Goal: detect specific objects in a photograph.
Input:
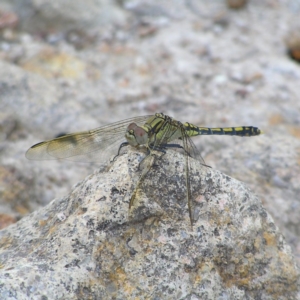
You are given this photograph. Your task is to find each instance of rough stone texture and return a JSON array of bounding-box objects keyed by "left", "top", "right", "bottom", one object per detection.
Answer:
[
  {"left": 1, "top": 0, "right": 300, "bottom": 290},
  {"left": 0, "top": 150, "right": 299, "bottom": 299},
  {"left": 0, "top": 0, "right": 127, "bottom": 33}
]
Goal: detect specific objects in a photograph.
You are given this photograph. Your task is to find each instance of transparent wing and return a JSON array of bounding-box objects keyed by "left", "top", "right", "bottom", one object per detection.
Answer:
[
  {"left": 26, "top": 115, "right": 152, "bottom": 163},
  {"left": 148, "top": 118, "right": 208, "bottom": 227},
  {"left": 181, "top": 133, "right": 206, "bottom": 165}
]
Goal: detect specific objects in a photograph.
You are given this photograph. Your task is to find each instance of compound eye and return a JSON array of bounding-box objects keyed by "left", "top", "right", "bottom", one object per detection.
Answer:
[
  {"left": 126, "top": 123, "right": 148, "bottom": 145},
  {"left": 134, "top": 127, "right": 146, "bottom": 137},
  {"left": 134, "top": 127, "right": 148, "bottom": 145},
  {"left": 127, "top": 123, "right": 138, "bottom": 131}
]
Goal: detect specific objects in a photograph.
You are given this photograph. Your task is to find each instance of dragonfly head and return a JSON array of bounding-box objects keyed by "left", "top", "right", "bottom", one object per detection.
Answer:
[{"left": 125, "top": 123, "right": 148, "bottom": 147}]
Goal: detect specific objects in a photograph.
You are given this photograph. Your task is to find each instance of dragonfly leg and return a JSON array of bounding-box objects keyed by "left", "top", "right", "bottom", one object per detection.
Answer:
[
  {"left": 164, "top": 143, "right": 191, "bottom": 156},
  {"left": 112, "top": 142, "right": 129, "bottom": 161},
  {"left": 148, "top": 143, "right": 167, "bottom": 154}
]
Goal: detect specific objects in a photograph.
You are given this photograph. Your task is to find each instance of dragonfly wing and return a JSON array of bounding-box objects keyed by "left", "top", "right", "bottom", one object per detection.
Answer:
[
  {"left": 184, "top": 134, "right": 206, "bottom": 165},
  {"left": 26, "top": 115, "right": 152, "bottom": 163}
]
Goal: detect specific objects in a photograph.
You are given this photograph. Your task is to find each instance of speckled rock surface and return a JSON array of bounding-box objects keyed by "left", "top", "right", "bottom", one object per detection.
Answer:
[
  {"left": 0, "top": 0, "right": 127, "bottom": 33},
  {"left": 1, "top": 0, "right": 300, "bottom": 291},
  {"left": 0, "top": 150, "right": 299, "bottom": 299}
]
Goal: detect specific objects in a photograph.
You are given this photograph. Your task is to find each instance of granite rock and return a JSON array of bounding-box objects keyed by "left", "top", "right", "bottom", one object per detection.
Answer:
[
  {"left": 0, "top": 150, "right": 299, "bottom": 299},
  {"left": 0, "top": 0, "right": 127, "bottom": 33}
]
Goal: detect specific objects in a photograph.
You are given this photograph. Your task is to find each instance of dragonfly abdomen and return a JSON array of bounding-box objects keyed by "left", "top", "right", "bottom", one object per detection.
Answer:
[{"left": 184, "top": 123, "right": 262, "bottom": 137}]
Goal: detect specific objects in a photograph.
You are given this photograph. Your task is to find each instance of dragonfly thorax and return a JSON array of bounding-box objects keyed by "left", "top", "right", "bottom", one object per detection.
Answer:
[{"left": 125, "top": 123, "right": 149, "bottom": 147}]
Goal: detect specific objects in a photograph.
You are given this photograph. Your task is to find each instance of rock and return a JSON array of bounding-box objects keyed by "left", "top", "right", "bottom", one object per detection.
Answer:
[
  {"left": 226, "top": 0, "right": 248, "bottom": 9},
  {"left": 208, "top": 134, "right": 300, "bottom": 267},
  {"left": 0, "top": 0, "right": 127, "bottom": 33},
  {"left": 285, "top": 26, "right": 300, "bottom": 63},
  {"left": 0, "top": 150, "right": 299, "bottom": 299},
  {"left": 0, "top": 59, "right": 104, "bottom": 220}
]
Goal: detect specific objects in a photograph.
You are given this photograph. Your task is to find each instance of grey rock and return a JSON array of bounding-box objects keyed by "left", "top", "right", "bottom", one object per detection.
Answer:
[
  {"left": 0, "top": 60, "right": 100, "bottom": 216},
  {"left": 0, "top": 0, "right": 127, "bottom": 33},
  {"left": 0, "top": 60, "right": 99, "bottom": 135},
  {"left": 0, "top": 150, "right": 299, "bottom": 299},
  {"left": 209, "top": 134, "right": 300, "bottom": 270}
]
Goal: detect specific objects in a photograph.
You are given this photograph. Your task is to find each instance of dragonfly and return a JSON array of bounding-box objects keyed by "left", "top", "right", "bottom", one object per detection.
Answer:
[{"left": 26, "top": 113, "right": 262, "bottom": 226}]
